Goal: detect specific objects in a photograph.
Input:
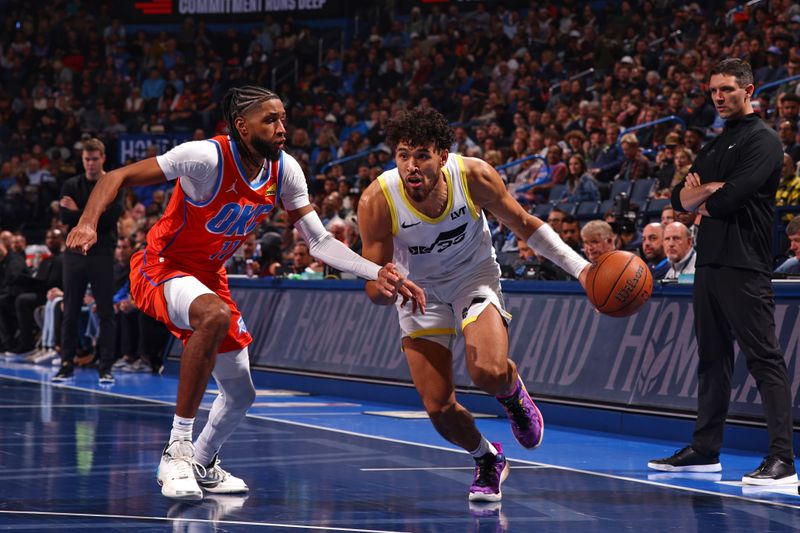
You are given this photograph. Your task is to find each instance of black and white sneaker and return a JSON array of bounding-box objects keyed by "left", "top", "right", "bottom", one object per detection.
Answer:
[
  {"left": 52, "top": 362, "right": 74, "bottom": 382},
  {"left": 742, "top": 456, "right": 797, "bottom": 486},
  {"left": 647, "top": 445, "right": 722, "bottom": 472},
  {"left": 98, "top": 371, "right": 115, "bottom": 384}
]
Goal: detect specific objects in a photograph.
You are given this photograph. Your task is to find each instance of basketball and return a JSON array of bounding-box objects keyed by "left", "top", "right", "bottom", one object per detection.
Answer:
[{"left": 586, "top": 251, "right": 653, "bottom": 317}]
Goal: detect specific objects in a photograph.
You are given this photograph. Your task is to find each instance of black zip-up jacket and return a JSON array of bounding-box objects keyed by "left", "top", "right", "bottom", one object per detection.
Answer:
[
  {"left": 671, "top": 113, "right": 782, "bottom": 275},
  {"left": 60, "top": 173, "right": 123, "bottom": 256}
]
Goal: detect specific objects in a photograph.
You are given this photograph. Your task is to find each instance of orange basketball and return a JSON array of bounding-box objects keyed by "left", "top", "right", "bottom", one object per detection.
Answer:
[{"left": 586, "top": 251, "right": 653, "bottom": 317}]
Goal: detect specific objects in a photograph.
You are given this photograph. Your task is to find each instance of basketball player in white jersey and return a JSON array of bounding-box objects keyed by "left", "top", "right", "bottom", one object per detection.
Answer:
[{"left": 358, "top": 107, "right": 590, "bottom": 502}]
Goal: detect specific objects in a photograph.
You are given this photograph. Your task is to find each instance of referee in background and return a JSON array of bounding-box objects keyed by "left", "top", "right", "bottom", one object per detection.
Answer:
[{"left": 649, "top": 58, "right": 796, "bottom": 485}]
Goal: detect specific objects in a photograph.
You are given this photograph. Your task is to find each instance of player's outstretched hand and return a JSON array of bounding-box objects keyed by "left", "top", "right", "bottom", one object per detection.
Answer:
[
  {"left": 66, "top": 223, "right": 98, "bottom": 255},
  {"left": 376, "top": 263, "right": 426, "bottom": 314}
]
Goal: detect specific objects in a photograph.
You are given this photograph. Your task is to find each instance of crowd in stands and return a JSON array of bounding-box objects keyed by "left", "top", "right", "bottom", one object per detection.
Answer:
[{"left": 3, "top": 1, "right": 800, "bottom": 368}]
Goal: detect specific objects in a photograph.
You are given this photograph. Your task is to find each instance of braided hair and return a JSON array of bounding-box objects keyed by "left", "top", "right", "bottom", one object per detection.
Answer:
[{"left": 222, "top": 85, "right": 281, "bottom": 169}]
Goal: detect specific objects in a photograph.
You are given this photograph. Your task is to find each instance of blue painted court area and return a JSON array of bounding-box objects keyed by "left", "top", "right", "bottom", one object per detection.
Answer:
[{"left": 0, "top": 361, "right": 798, "bottom": 532}]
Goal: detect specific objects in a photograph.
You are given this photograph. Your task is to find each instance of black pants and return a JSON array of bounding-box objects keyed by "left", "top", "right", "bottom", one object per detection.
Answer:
[
  {"left": 61, "top": 252, "right": 115, "bottom": 372},
  {"left": 15, "top": 292, "right": 45, "bottom": 351},
  {"left": 692, "top": 266, "right": 794, "bottom": 462}
]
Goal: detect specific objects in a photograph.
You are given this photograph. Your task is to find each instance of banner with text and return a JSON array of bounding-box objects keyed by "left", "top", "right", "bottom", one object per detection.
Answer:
[
  {"left": 116, "top": 0, "right": 343, "bottom": 23},
  {"left": 225, "top": 283, "right": 800, "bottom": 422},
  {"left": 117, "top": 133, "right": 192, "bottom": 165}
]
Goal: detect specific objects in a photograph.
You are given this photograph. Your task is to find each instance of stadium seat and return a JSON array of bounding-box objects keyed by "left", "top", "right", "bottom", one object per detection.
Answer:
[
  {"left": 644, "top": 197, "right": 671, "bottom": 223},
  {"left": 532, "top": 202, "right": 552, "bottom": 219},
  {"left": 608, "top": 179, "right": 631, "bottom": 201},
  {"left": 630, "top": 178, "right": 656, "bottom": 204},
  {"left": 548, "top": 183, "right": 567, "bottom": 202},
  {"left": 575, "top": 201, "right": 600, "bottom": 221},
  {"left": 557, "top": 201, "right": 577, "bottom": 216}
]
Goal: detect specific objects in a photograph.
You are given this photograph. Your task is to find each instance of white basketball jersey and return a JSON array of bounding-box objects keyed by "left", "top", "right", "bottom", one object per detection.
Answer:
[{"left": 377, "top": 153, "right": 498, "bottom": 284}]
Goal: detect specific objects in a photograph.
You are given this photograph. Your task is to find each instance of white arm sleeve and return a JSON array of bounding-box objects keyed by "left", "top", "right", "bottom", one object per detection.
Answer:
[
  {"left": 155, "top": 140, "right": 219, "bottom": 203},
  {"left": 294, "top": 211, "right": 381, "bottom": 281},
  {"left": 279, "top": 152, "right": 312, "bottom": 210},
  {"left": 527, "top": 223, "right": 590, "bottom": 279}
]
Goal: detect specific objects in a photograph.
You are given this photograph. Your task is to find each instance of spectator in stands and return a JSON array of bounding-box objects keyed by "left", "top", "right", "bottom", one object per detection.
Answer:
[
  {"left": 663, "top": 222, "right": 696, "bottom": 280},
  {"left": 684, "top": 127, "right": 706, "bottom": 155},
  {"left": 776, "top": 154, "right": 800, "bottom": 223},
  {"left": 641, "top": 223, "right": 669, "bottom": 280},
  {"left": 754, "top": 46, "right": 786, "bottom": 85},
  {"left": 581, "top": 220, "right": 616, "bottom": 263},
  {"left": 11, "top": 228, "right": 64, "bottom": 359},
  {"left": 54, "top": 138, "right": 122, "bottom": 383},
  {"left": 563, "top": 154, "right": 599, "bottom": 203},
  {"left": 225, "top": 233, "right": 262, "bottom": 277},
  {"left": 670, "top": 147, "right": 695, "bottom": 190},
  {"left": 653, "top": 131, "right": 680, "bottom": 190},
  {"left": 590, "top": 124, "right": 624, "bottom": 183},
  {"left": 778, "top": 120, "right": 800, "bottom": 164},
  {"left": 616, "top": 133, "right": 652, "bottom": 181},
  {"left": 685, "top": 88, "right": 716, "bottom": 129},
  {"left": 559, "top": 215, "right": 583, "bottom": 255},
  {"left": 661, "top": 204, "right": 676, "bottom": 226},
  {"left": 775, "top": 217, "right": 800, "bottom": 275},
  {"left": 526, "top": 144, "right": 567, "bottom": 204},
  {"left": 774, "top": 93, "right": 800, "bottom": 128},
  {"left": 288, "top": 241, "right": 321, "bottom": 275},
  {"left": 0, "top": 240, "right": 28, "bottom": 356}
]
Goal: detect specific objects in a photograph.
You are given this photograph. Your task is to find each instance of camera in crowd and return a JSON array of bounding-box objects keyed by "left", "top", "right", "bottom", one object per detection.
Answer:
[{"left": 610, "top": 192, "right": 638, "bottom": 236}]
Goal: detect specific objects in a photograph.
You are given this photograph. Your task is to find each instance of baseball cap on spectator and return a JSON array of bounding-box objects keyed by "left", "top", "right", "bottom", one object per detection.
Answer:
[
  {"left": 663, "top": 48, "right": 679, "bottom": 56},
  {"left": 410, "top": 32, "right": 420, "bottom": 40},
  {"left": 368, "top": 34, "right": 382, "bottom": 44},
  {"left": 619, "top": 56, "right": 634, "bottom": 65},
  {"left": 336, "top": 176, "right": 349, "bottom": 183},
  {"left": 688, "top": 88, "right": 704, "bottom": 98},
  {"left": 324, "top": 113, "right": 337, "bottom": 123},
  {"left": 655, "top": 95, "right": 668, "bottom": 106},
  {"left": 664, "top": 132, "right": 681, "bottom": 147},
  {"left": 377, "top": 144, "right": 392, "bottom": 155},
  {"left": 568, "top": 30, "right": 581, "bottom": 38},
  {"left": 767, "top": 46, "right": 782, "bottom": 55}
]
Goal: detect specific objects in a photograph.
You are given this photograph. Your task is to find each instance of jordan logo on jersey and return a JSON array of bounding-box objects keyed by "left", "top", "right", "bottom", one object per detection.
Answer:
[
  {"left": 265, "top": 183, "right": 277, "bottom": 197},
  {"left": 408, "top": 223, "right": 467, "bottom": 255}
]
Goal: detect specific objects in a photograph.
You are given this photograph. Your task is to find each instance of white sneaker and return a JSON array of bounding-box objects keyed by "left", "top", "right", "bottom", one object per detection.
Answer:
[
  {"left": 195, "top": 454, "right": 249, "bottom": 494},
  {"left": 157, "top": 439, "right": 204, "bottom": 500},
  {"left": 31, "top": 349, "right": 58, "bottom": 364}
]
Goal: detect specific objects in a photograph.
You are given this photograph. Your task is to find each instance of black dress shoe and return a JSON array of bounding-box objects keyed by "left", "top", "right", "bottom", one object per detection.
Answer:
[
  {"left": 52, "top": 361, "right": 74, "bottom": 382},
  {"left": 742, "top": 456, "right": 797, "bottom": 486},
  {"left": 647, "top": 445, "right": 722, "bottom": 472}
]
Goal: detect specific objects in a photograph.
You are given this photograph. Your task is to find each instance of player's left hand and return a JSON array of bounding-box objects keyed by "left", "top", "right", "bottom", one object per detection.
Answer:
[{"left": 376, "top": 263, "right": 426, "bottom": 314}]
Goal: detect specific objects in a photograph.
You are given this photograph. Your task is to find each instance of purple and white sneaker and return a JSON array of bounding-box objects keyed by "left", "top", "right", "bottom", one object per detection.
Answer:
[
  {"left": 497, "top": 378, "right": 544, "bottom": 449},
  {"left": 468, "top": 442, "right": 510, "bottom": 502}
]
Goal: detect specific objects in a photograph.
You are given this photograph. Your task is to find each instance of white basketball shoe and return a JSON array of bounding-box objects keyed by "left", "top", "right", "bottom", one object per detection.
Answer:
[
  {"left": 195, "top": 454, "right": 249, "bottom": 494},
  {"left": 157, "top": 439, "right": 203, "bottom": 500}
]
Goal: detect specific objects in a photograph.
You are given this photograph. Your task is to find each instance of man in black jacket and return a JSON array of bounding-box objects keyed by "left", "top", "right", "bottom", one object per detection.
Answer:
[
  {"left": 649, "top": 59, "right": 796, "bottom": 486},
  {"left": 0, "top": 241, "right": 28, "bottom": 355},
  {"left": 53, "top": 138, "right": 122, "bottom": 384},
  {"left": 10, "top": 229, "right": 64, "bottom": 358}
]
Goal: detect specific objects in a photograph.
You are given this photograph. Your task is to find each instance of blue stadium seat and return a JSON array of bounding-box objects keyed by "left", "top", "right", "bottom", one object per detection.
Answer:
[
  {"left": 644, "top": 197, "right": 671, "bottom": 223},
  {"left": 608, "top": 179, "right": 631, "bottom": 200},
  {"left": 630, "top": 178, "right": 656, "bottom": 204},
  {"left": 599, "top": 199, "right": 615, "bottom": 217},
  {"left": 532, "top": 202, "right": 552, "bottom": 219},
  {"left": 548, "top": 183, "right": 567, "bottom": 202},
  {"left": 575, "top": 201, "right": 600, "bottom": 221}
]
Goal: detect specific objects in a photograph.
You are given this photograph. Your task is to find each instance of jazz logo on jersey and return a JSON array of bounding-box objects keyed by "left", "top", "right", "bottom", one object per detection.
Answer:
[
  {"left": 206, "top": 203, "right": 274, "bottom": 237},
  {"left": 408, "top": 223, "right": 467, "bottom": 255}
]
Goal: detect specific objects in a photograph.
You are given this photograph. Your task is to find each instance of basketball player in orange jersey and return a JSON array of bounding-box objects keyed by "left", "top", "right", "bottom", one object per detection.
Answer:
[
  {"left": 358, "top": 107, "right": 590, "bottom": 502},
  {"left": 65, "top": 86, "right": 425, "bottom": 500}
]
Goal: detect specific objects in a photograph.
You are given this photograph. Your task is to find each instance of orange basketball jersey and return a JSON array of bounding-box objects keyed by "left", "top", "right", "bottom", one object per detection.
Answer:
[{"left": 142, "top": 135, "right": 283, "bottom": 282}]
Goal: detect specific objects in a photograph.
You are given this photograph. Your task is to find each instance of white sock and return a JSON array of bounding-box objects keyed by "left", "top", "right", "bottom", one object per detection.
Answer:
[
  {"left": 469, "top": 436, "right": 498, "bottom": 458},
  {"left": 170, "top": 414, "right": 194, "bottom": 443}
]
